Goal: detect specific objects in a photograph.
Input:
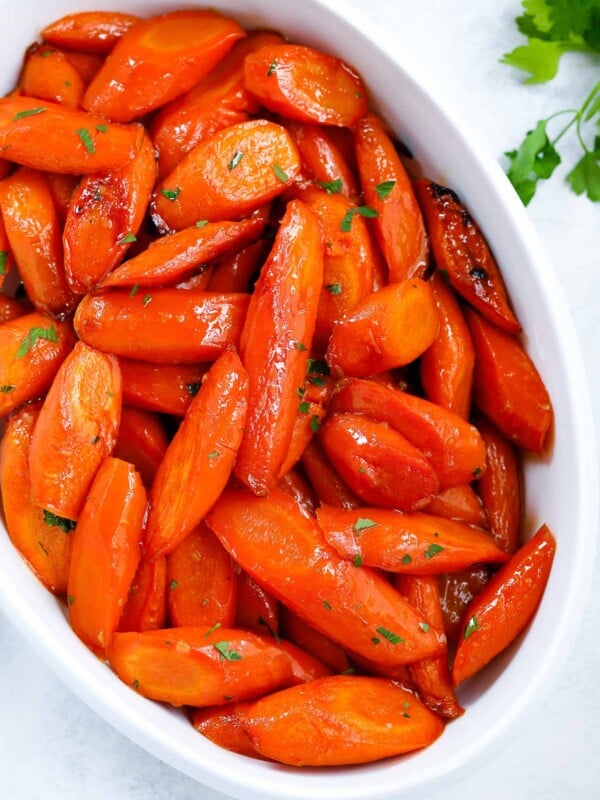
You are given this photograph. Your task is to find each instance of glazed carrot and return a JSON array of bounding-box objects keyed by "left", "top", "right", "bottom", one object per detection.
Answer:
[
  {"left": 152, "top": 31, "right": 284, "bottom": 179},
  {"left": 420, "top": 271, "right": 475, "bottom": 419},
  {"left": 63, "top": 51, "right": 104, "bottom": 84},
  {"left": 416, "top": 180, "right": 521, "bottom": 334},
  {"left": 243, "top": 44, "right": 367, "bottom": 127},
  {"left": 118, "top": 359, "right": 209, "bottom": 415},
  {"left": 208, "top": 239, "right": 268, "bottom": 293},
  {"left": 466, "top": 308, "right": 552, "bottom": 452},
  {"left": 329, "top": 378, "right": 487, "bottom": 488},
  {"left": 41, "top": 12, "right": 140, "bottom": 54},
  {"left": 153, "top": 120, "right": 300, "bottom": 231},
  {"left": 319, "top": 413, "right": 439, "bottom": 510},
  {"left": 279, "top": 606, "right": 352, "bottom": 674},
  {"left": 0, "top": 216, "right": 15, "bottom": 290},
  {"left": 453, "top": 525, "right": 556, "bottom": 685},
  {"left": 68, "top": 458, "right": 146, "bottom": 656},
  {"left": 286, "top": 122, "right": 360, "bottom": 201},
  {"left": 278, "top": 401, "right": 326, "bottom": 477},
  {"left": 235, "top": 571, "right": 280, "bottom": 640},
  {"left": 277, "top": 640, "right": 334, "bottom": 684},
  {"left": 83, "top": 11, "right": 245, "bottom": 122},
  {"left": 0, "top": 159, "right": 11, "bottom": 181},
  {"left": 74, "top": 290, "right": 250, "bottom": 364},
  {"left": 277, "top": 469, "right": 317, "bottom": 518},
  {"left": 113, "top": 406, "right": 168, "bottom": 488},
  {"left": 326, "top": 279, "right": 439, "bottom": 377},
  {"left": 144, "top": 348, "right": 248, "bottom": 560},
  {"left": 0, "top": 98, "right": 144, "bottom": 174},
  {"left": 0, "top": 402, "right": 71, "bottom": 595},
  {"left": 63, "top": 133, "right": 156, "bottom": 293},
  {"left": 207, "top": 487, "right": 444, "bottom": 666},
  {"left": 166, "top": 522, "right": 237, "bottom": 628},
  {"left": 316, "top": 505, "right": 508, "bottom": 573},
  {"left": 437, "top": 566, "right": 490, "bottom": 645},
  {"left": 109, "top": 627, "right": 294, "bottom": 706},
  {"left": 191, "top": 704, "right": 260, "bottom": 758},
  {"left": 395, "top": 575, "right": 463, "bottom": 719},
  {"left": 0, "top": 313, "right": 75, "bottom": 417},
  {"left": 238, "top": 675, "right": 444, "bottom": 765},
  {"left": 424, "top": 485, "right": 487, "bottom": 528},
  {"left": 475, "top": 415, "right": 521, "bottom": 554},
  {"left": 21, "top": 45, "right": 85, "bottom": 108},
  {"left": 29, "top": 342, "right": 122, "bottom": 520},
  {"left": 0, "top": 296, "right": 32, "bottom": 324},
  {"left": 118, "top": 557, "right": 167, "bottom": 634},
  {"left": 0, "top": 168, "right": 76, "bottom": 314},
  {"left": 46, "top": 173, "right": 79, "bottom": 224},
  {"left": 97, "top": 214, "right": 266, "bottom": 290},
  {"left": 234, "top": 200, "right": 323, "bottom": 495},
  {"left": 355, "top": 115, "right": 428, "bottom": 281},
  {"left": 300, "top": 439, "right": 361, "bottom": 509}
]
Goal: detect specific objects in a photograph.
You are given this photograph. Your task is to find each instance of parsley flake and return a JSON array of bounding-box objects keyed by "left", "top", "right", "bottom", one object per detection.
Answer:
[
  {"left": 353, "top": 517, "right": 377, "bottom": 534},
  {"left": 371, "top": 636, "right": 381, "bottom": 645},
  {"left": 464, "top": 615, "right": 479, "bottom": 639},
  {"left": 16, "top": 326, "right": 57, "bottom": 358},
  {"left": 309, "top": 415, "right": 321, "bottom": 433},
  {"left": 228, "top": 150, "right": 244, "bottom": 170},
  {"left": 132, "top": 679, "right": 139, "bottom": 689},
  {"left": 76, "top": 127, "right": 95, "bottom": 154},
  {"left": 117, "top": 231, "right": 137, "bottom": 245},
  {"left": 318, "top": 178, "right": 343, "bottom": 194},
  {"left": 43, "top": 510, "right": 76, "bottom": 533},
  {"left": 267, "top": 58, "right": 278, "bottom": 76},
  {"left": 376, "top": 626, "right": 405, "bottom": 644},
  {"left": 325, "top": 283, "right": 342, "bottom": 295},
  {"left": 161, "top": 186, "right": 181, "bottom": 201},
  {"left": 295, "top": 341, "right": 307, "bottom": 351},
  {"left": 186, "top": 381, "right": 201, "bottom": 396},
  {"left": 208, "top": 451, "right": 219, "bottom": 459},
  {"left": 142, "top": 294, "right": 152, "bottom": 307},
  {"left": 169, "top": 580, "right": 179, "bottom": 591},
  {"left": 323, "top": 600, "right": 333, "bottom": 611},
  {"left": 96, "top": 124, "right": 108, "bottom": 133},
  {"left": 353, "top": 553, "right": 363, "bottom": 567},
  {"left": 419, "top": 622, "right": 430, "bottom": 633},
  {"left": 68, "top": 594, "right": 75, "bottom": 606},
  {"left": 0, "top": 250, "right": 8, "bottom": 276},
  {"left": 195, "top": 220, "right": 209, "bottom": 228},
  {"left": 340, "top": 205, "right": 379, "bottom": 232},
  {"left": 375, "top": 180, "right": 396, "bottom": 199},
  {"left": 473, "top": 466, "right": 483, "bottom": 478},
  {"left": 213, "top": 641, "right": 243, "bottom": 661},
  {"left": 424, "top": 543, "right": 444, "bottom": 559},
  {"left": 401, "top": 553, "right": 412, "bottom": 564},
  {"left": 298, "top": 401, "right": 311, "bottom": 414},
  {"left": 13, "top": 106, "right": 47, "bottom": 121},
  {"left": 129, "top": 284, "right": 140, "bottom": 297},
  {"left": 205, "top": 622, "right": 222, "bottom": 637},
  {"left": 307, "top": 358, "right": 329, "bottom": 375},
  {"left": 273, "top": 163, "right": 288, "bottom": 183},
  {"left": 0, "top": 385, "right": 15, "bottom": 393},
  {"left": 296, "top": 386, "right": 306, "bottom": 398}
]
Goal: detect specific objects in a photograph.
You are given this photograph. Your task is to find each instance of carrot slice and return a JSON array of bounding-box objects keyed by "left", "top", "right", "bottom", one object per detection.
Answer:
[
  {"left": 63, "top": 51, "right": 104, "bottom": 84},
  {"left": 118, "top": 557, "right": 167, "bottom": 634},
  {"left": 46, "top": 173, "right": 79, "bottom": 225},
  {"left": 424, "top": 485, "right": 487, "bottom": 528},
  {"left": 118, "top": 359, "right": 209, "bottom": 415},
  {"left": 83, "top": 11, "right": 245, "bottom": 122},
  {"left": 41, "top": 12, "right": 140, "bottom": 54},
  {"left": 0, "top": 296, "right": 32, "bottom": 324},
  {"left": 191, "top": 704, "right": 261, "bottom": 758},
  {"left": 29, "top": 341, "right": 122, "bottom": 520},
  {"left": 243, "top": 44, "right": 367, "bottom": 127},
  {"left": 113, "top": 406, "right": 168, "bottom": 488},
  {"left": 277, "top": 469, "right": 317, "bottom": 518},
  {"left": 437, "top": 566, "right": 490, "bottom": 646},
  {"left": 235, "top": 571, "right": 280, "bottom": 640},
  {"left": 278, "top": 401, "right": 326, "bottom": 478},
  {"left": 74, "top": 290, "right": 250, "bottom": 364},
  {"left": 279, "top": 606, "right": 352, "bottom": 674},
  {"left": 300, "top": 439, "right": 361, "bottom": 509},
  {"left": 144, "top": 348, "right": 248, "bottom": 560},
  {"left": 0, "top": 402, "right": 72, "bottom": 595},
  {"left": 238, "top": 675, "right": 444, "bottom": 766},
  {"left": 21, "top": 45, "right": 85, "bottom": 109},
  {"left": 68, "top": 457, "right": 146, "bottom": 656},
  {"left": 277, "top": 639, "right": 333, "bottom": 684},
  {"left": 207, "top": 239, "right": 269, "bottom": 293}
]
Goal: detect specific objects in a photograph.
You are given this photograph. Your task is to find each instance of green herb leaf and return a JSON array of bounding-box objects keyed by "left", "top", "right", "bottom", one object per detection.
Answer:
[
  {"left": 16, "top": 326, "right": 58, "bottom": 358},
  {"left": 353, "top": 553, "right": 363, "bottom": 567},
  {"left": 195, "top": 220, "right": 209, "bottom": 228},
  {"left": 0, "top": 385, "right": 15, "bottom": 393},
  {"left": 295, "top": 341, "right": 307, "bottom": 351},
  {"left": 43, "top": 510, "right": 76, "bottom": 533},
  {"left": 208, "top": 450, "right": 219, "bottom": 459},
  {"left": 308, "top": 376, "right": 325, "bottom": 387},
  {"left": 401, "top": 553, "right": 412, "bottom": 564},
  {"left": 129, "top": 284, "right": 139, "bottom": 297},
  {"left": 132, "top": 678, "right": 139, "bottom": 689},
  {"left": 307, "top": 358, "right": 329, "bottom": 375},
  {"left": 273, "top": 163, "right": 288, "bottom": 183},
  {"left": 371, "top": 636, "right": 381, "bottom": 645},
  {"left": 213, "top": 641, "right": 243, "bottom": 661},
  {"left": 267, "top": 58, "right": 278, "bottom": 76},
  {"left": 472, "top": 466, "right": 483, "bottom": 478},
  {"left": 142, "top": 294, "right": 152, "bottom": 307},
  {"left": 353, "top": 517, "right": 377, "bottom": 534},
  {"left": 13, "top": 106, "right": 46, "bottom": 121},
  {"left": 204, "top": 622, "right": 222, "bottom": 637},
  {"left": 228, "top": 150, "right": 244, "bottom": 170},
  {"left": 161, "top": 186, "right": 181, "bottom": 201},
  {"left": 298, "top": 401, "right": 311, "bottom": 414},
  {"left": 68, "top": 595, "right": 75, "bottom": 606},
  {"left": 501, "top": 38, "right": 565, "bottom": 84},
  {"left": 0, "top": 250, "right": 8, "bottom": 276},
  {"left": 376, "top": 626, "right": 405, "bottom": 644},
  {"left": 419, "top": 622, "right": 430, "bottom": 633},
  {"left": 118, "top": 231, "right": 137, "bottom": 245},
  {"left": 186, "top": 381, "right": 201, "bottom": 396},
  {"left": 169, "top": 580, "right": 179, "bottom": 590},
  {"left": 296, "top": 386, "right": 306, "bottom": 398},
  {"left": 464, "top": 615, "right": 479, "bottom": 639},
  {"left": 567, "top": 150, "right": 600, "bottom": 200},
  {"left": 76, "top": 127, "right": 95, "bottom": 154},
  {"left": 309, "top": 415, "right": 321, "bottom": 433},
  {"left": 505, "top": 119, "right": 562, "bottom": 204},
  {"left": 96, "top": 124, "right": 108, "bottom": 133},
  {"left": 318, "top": 178, "right": 343, "bottom": 194},
  {"left": 424, "top": 543, "right": 444, "bottom": 559},
  {"left": 323, "top": 600, "right": 333, "bottom": 611},
  {"left": 340, "top": 205, "right": 379, "bottom": 232},
  {"left": 325, "top": 283, "right": 342, "bottom": 295},
  {"left": 375, "top": 179, "right": 396, "bottom": 199}
]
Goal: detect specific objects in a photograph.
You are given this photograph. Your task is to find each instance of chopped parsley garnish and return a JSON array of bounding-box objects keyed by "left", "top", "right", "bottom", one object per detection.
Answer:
[
  {"left": 353, "top": 553, "right": 363, "bottom": 567},
  {"left": 96, "top": 124, "right": 108, "bottom": 133},
  {"left": 132, "top": 679, "right": 139, "bottom": 689},
  {"left": 307, "top": 358, "right": 329, "bottom": 375},
  {"left": 376, "top": 626, "right": 405, "bottom": 644},
  {"left": 419, "top": 622, "right": 430, "bottom": 633},
  {"left": 64, "top": 80, "right": 72, "bottom": 87},
  {"left": 16, "top": 326, "right": 57, "bottom": 358},
  {"left": 273, "top": 163, "right": 288, "bottom": 183},
  {"left": 213, "top": 641, "right": 242, "bottom": 661},
  {"left": 296, "top": 386, "right": 306, "bottom": 398},
  {"left": 68, "top": 594, "right": 75, "bottom": 605},
  {"left": 340, "top": 205, "right": 379, "bottom": 232},
  {"left": 318, "top": 178, "right": 343, "bottom": 194},
  {"left": 169, "top": 580, "right": 179, "bottom": 590},
  {"left": 353, "top": 517, "right": 377, "bottom": 534},
  {"left": 186, "top": 381, "right": 201, "bottom": 396},
  {"left": 117, "top": 231, "right": 137, "bottom": 245},
  {"left": 0, "top": 250, "right": 8, "bottom": 276},
  {"left": 267, "top": 58, "right": 278, "bottom": 76},
  {"left": 76, "top": 127, "right": 95, "bottom": 154},
  {"left": 0, "top": 385, "right": 15, "bottom": 393},
  {"left": 401, "top": 553, "right": 412, "bottom": 564},
  {"left": 129, "top": 284, "right": 139, "bottom": 297},
  {"left": 90, "top": 435, "right": 100, "bottom": 444},
  {"left": 375, "top": 180, "right": 396, "bottom": 199},
  {"left": 195, "top": 220, "right": 209, "bottom": 228},
  {"left": 424, "top": 543, "right": 444, "bottom": 559},
  {"left": 358, "top": 466, "right": 366, "bottom": 474},
  {"left": 295, "top": 341, "right": 307, "bottom": 351},
  {"left": 298, "top": 401, "right": 311, "bottom": 414},
  {"left": 161, "top": 186, "right": 181, "bottom": 201},
  {"left": 325, "top": 283, "right": 342, "bottom": 295},
  {"left": 464, "top": 615, "right": 479, "bottom": 639},
  {"left": 40, "top": 50, "right": 55, "bottom": 58},
  {"left": 323, "top": 600, "right": 333, "bottom": 611},
  {"left": 228, "top": 150, "right": 244, "bottom": 170},
  {"left": 309, "top": 415, "right": 321, "bottom": 433},
  {"left": 204, "top": 622, "right": 222, "bottom": 637},
  {"left": 13, "top": 106, "right": 47, "bottom": 121},
  {"left": 371, "top": 637, "right": 381, "bottom": 645},
  {"left": 142, "top": 294, "right": 152, "bottom": 307},
  {"left": 208, "top": 451, "right": 219, "bottom": 459},
  {"left": 472, "top": 466, "right": 482, "bottom": 478}
]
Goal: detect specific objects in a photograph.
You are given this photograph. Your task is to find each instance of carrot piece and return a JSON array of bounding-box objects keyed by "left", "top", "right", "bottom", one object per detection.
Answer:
[
  {"left": 424, "top": 485, "right": 487, "bottom": 528},
  {"left": 475, "top": 415, "right": 521, "bottom": 554},
  {"left": 0, "top": 98, "right": 144, "bottom": 174},
  {"left": 416, "top": 180, "right": 521, "bottom": 334},
  {"left": 68, "top": 457, "right": 145, "bottom": 656},
  {"left": 329, "top": 378, "right": 487, "bottom": 488},
  {"left": 243, "top": 44, "right": 367, "bottom": 127},
  {"left": 153, "top": 120, "right": 300, "bottom": 231},
  {"left": 83, "top": 11, "right": 244, "bottom": 122},
  {"left": 286, "top": 122, "right": 360, "bottom": 201},
  {"left": 235, "top": 570, "right": 280, "bottom": 640},
  {"left": 278, "top": 401, "right": 326, "bottom": 477},
  {"left": 354, "top": 115, "right": 428, "bottom": 281},
  {"left": 74, "top": 290, "right": 250, "bottom": 364},
  {"left": 166, "top": 522, "right": 237, "bottom": 628},
  {"left": 0, "top": 296, "right": 32, "bottom": 324},
  {"left": 326, "top": 279, "right": 439, "bottom": 377},
  {"left": 118, "top": 557, "right": 167, "bottom": 633},
  {"left": 0, "top": 168, "right": 76, "bottom": 314},
  {"left": 63, "top": 133, "right": 156, "bottom": 293},
  {"left": 0, "top": 216, "right": 15, "bottom": 291},
  {"left": 63, "top": 51, "right": 104, "bottom": 84},
  {"left": 21, "top": 45, "right": 85, "bottom": 109},
  {"left": 207, "top": 239, "right": 268, "bottom": 293},
  {"left": 238, "top": 675, "right": 444, "bottom": 766},
  {"left": 316, "top": 505, "right": 508, "bottom": 573},
  {"left": 144, "top": 348, "right": 248, "bottom": 560},
  {"left": 191, "top": 703, "right": 261, "bottom": 758},
  {"left": 301, "top": 439, "right": 361, "bottom": 509},
  {"left": 437, "top": 567, "right": 490, "bottom": 646},
  {"left": 41, "top": 12, "right": 140, "bottom": 54},
  {"left": 46, "top": 173, "right": 79, "bottom": 225},
  {"left": 466, "top": 308, "right": 552, "bottom": 452},
  {"left": 277, "top": 469, "right": 317, "bottom": 517},
  {"left": 152, "top": 31, "right": 284, "bottom": 179},
  {"left": 109, "top": 626, "right": 294, "bottom": 706},
  {"left": 319, "top": 413, "right": 439, "bottom": 510},
  {"left": 0, "top": 402, "right": 72, "bottom": 595},
  {"left": 279, "top": 606, "right": 352, "bottom": 674},
  {"left": 98, "top": 214, "right": 266, "bottom": 290},
  {"left": 0, "top": 159, "right": 11, "bottom": 181},
  {"left": 234, "top": 200, "right": 323, "bottom": 495},
  {"left": 118, "top": 359, "right": 209, "bottom": 415},
  {"left": 29, "top": 341, "right": 122, "bottom": 520},
  {"left": 452, "top": 525, "right": 556, "bottom": 685},
  {"left": 420, "top": 271, "right": 475, "bottom": 418},
  {"left": 207, "top": 487, "right": 444, "bottom": 666},
  {"left": 277, "top": 639, "right": 334, "bottom": 684},
  {"left": 0, "top": 313, "right": 75, "bottom": 417},
  {"left": 113, "top": 406, "right": 168, "bottom": 488},
  {"left": 395, "top": 575, "right": 463, "bottom": 719}
]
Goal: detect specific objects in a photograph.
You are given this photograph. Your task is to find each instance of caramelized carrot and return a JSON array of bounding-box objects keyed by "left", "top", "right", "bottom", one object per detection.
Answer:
[
  {"left": 113, "top": 406, "right": 168, "bottom": 488},
  {"left": 437, "top": 567, "right": 490, "bottom": 646},
  {"left": 208, "top": 239, "right": 268, "bottom": 294},
  {"left": 0, "top": 216, "right": 15, "bottom": 290},
  {"left": 118, "top": 557, "right": 167, "bottom": 633},
  {"left": 235, "top": 571, "right": 280, "bottom": 640},
  {"left": 300, "top": 439, "right": 361, "bottom": 509},
  {"left": 277, "top": 639, "right": 333, "bottom": 684},
  {"left": 191, "top": 704, "right": 260, "bottom": 758},
  {"left": 424, "top": 485, "right": 487, "bottom": 527},
  {"left": 279, "top": 606, "right": 352, "bottom": 674},
  {"left": 286, "top": 121, "right": 359, "bottom": 201},
  {"left": 278, "top": 401, "right": 326, "bottom": 477},
  {"left": 46, "top": 173, "right": 79, "bottom": 224},
  {"left": 41, "top": 12, "right": 140, "bottom": 54},
  {"left": 63, "top": 51, "right": 104, "bottom": 84},
  {"left": 21, "top": 45, "right": 85, "bottom": 108},
  {"left": 277, "top": 469, "right": 317, "bottom": 517},
  {"left": 0, "top": 296, "right": 31, "bottom": 324},
  {"left": 118, "top": 359, "right": 208, "bottom": 415}
]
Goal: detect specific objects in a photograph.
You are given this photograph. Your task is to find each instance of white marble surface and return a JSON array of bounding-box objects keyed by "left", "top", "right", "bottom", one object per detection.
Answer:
[{"left": 0, "top": 0, "right": 598, "bottom": 798}]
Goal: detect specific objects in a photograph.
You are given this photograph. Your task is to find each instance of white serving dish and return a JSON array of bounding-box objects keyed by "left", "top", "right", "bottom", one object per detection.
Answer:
[{"left": 0, "top": 1, "right": 596, "bottom": 798}]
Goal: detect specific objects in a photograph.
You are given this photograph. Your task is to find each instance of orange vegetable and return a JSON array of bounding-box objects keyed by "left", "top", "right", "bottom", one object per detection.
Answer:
[
  {"left": 278, "top": 401, "right": 326, "bottom": 477},
  {"left": 238, "top": 675, "right": 444, "bottom": 765},
  {"left": 109, "top": 627, "right": 294, "bottom": 706},
  {"left": 68, "top": 457, "right": 146, "bottom": 656},
  {"left": 166, "top": 522, "right": 237, "bottom": 628},
  {"left": 354, "top": 115, "right": 428, "bottom": 281},
  {"left": 326, "top": 279, "right": 439, "bottom": 377},
  {"left": 235, "top": 570, "right": 280, "bottom": 640},
  {"left": 279, "top": 606, "right": 352, "bottom": 674},
  {"left": 191, "top": 704, "right": 260, "bottom": 758},
  {"left": 277, "top": 469, "right": 317, "bottom": 518},
  {"left": 207, "top": 487, "right": 444, "bottom": 666},
  {"left": 466, "top": 308, "right": 552, "bottom": 452},
  {"left": 235, "top": 200, "right": 323, "bottom": 495},
  {"left": 301, "top": 439, "right": 361, "bottom": 509},
  {"left": 21, "top": 45, "right": 85, "bottom": 108},
  {"left": 46, "top": 173, "right": 79, "bottom": 224},
  {"left": 63, "top": 51, "right": 104, "bottom": 84},
  {"left": 453, "top": 525, "right": 556, "bottom": 685},
  {"left": 0, "top": 216, "right": 15, "bottom": 290},
  {"left": 113, "top": 406, "right": 168, "bottom": 488},
  {"left": 207, "top": 239, "right": 269, "bottom": 294},
  {"left": 153, "top": 120, "right": 300, "bottom": 231},
  {"left": 243, "top": 44, "right": 367, "bottom": 127},
  {"left": 118, "top": 557, "right": 167, "bottom": 634},
  {"left": 425, "top": 485, "right": 487, "bottom": 528},
  {"left": 277, "top": 639, "right": 333, "bottom": 684},
  {"left": 0, "top": 402, "right": 72, "bottom": 594},
  {"left": 144, "top": 348, "right": 248, "bottom": 560},
  {"left": 29, "top": 341, "right": 122, "bottom": 520},
  {"left": 437, "top": 566, "right": 490, "bottom": 645},
  {"left": 118, "top": 359, "right": 208, "bottom": 415},
  {"left": 0, "top": 296, "right": 32, "bottom": 324},
  {"left": 416, "top": 179, "right": 521, "bottom": 334},
  {"left": 41, "top": 12, "right": 140, "bottom": 54},
  {"left": 83, "top": 11, "right": 245, "bottom": 122},
  {"left": 74, "top": 290, "right": 250, "bottom": 364}
]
